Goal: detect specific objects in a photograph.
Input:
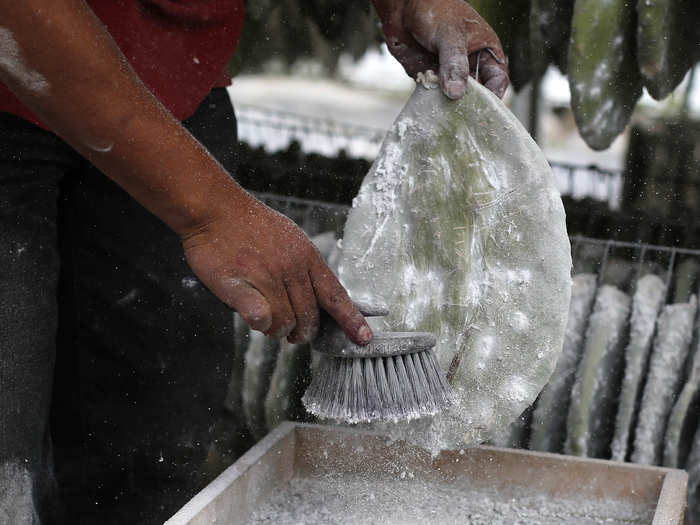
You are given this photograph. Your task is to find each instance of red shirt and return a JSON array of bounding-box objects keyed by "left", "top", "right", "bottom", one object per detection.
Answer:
[{"left": 0, "top": 0, "right": 244, "bottom": 128}]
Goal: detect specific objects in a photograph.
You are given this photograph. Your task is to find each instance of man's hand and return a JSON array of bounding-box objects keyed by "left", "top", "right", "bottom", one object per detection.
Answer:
[
  {"left": 0, "top": 1, "right": 372, "bottom": 345},
  {"left": 182, "top": 195, "right": 372, "bottom": 345},
  {"left": 373, "top": 0, "right": 509, "bottom": 99}
]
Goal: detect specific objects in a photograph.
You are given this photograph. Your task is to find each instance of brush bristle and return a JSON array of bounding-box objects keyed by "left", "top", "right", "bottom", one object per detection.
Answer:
[{"left": 302, "top": 349, "right": 454, "bottom": 424}]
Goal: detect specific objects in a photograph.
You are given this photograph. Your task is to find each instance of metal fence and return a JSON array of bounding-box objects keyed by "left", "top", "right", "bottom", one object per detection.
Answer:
[
  {"left": 255, "top": 191, "right": 700, "bottom": 294},
  {"left": 237, "top": 103, "right": 385, "bottom": 160},
  {"left": 570, "top": 235, "right": 700, "bottom": 299},
  {"left": 237, "top": 103, "right": 624, "bottom": 208},
  {"left": 253, "top": 191, "right": 350, "bottom": 238}
]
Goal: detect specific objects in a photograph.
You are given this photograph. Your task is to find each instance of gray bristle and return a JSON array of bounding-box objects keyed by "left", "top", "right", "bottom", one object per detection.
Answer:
[
  {"left": 410, "top": 352, "right": 435, "bottom": 413},
  {"left": 320, "top": 354, "right": 343, "bottom": 419},
  {"left": 419, "top": 351, "right": 441, "bottom": 403},
  {"left": 374, "top": 357, "right": 395, "bottom": 416},
  {"left": 403, "top": 353, "right": 428, "bottom": 414},
  {"left": 349, "top": 358, "right": 365, "bottom": 421},
  {"left": 364, "top": 358, "right": 380, "bottom": 420},
  {"left": 329, "top": 356, "right": 346, "bottom": 417},
  {"left": 385, "top": 355, "right": 406, "bottom": 419},
  {"left": 339, "top": 358, "right": 353, "bottom": 420},
  {"left": 302, "top": 353, "right": 329, "bottom": 416},
  {"left": 393, "top": 354, "right": 418, "bottom": 418},
  {"left": 421, "top": 350, "right": 452, "bottom": 405},
  {"left": 302, "top": 349, "right": 454, "bottom": 424}
]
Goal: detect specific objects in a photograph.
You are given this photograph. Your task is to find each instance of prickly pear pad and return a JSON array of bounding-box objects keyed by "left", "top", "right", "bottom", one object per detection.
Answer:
[
  {"left": 568, "top": 0, "right": 642, "bottom": 151},
  {"left": 637, "top": 0, "right": 700, "bottom": 101},
  {"left": 338, "top": 82, "right": 572, "bottom": 450}
]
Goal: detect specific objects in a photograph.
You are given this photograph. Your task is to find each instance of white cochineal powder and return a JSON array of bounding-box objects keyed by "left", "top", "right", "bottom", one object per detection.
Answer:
[
  {"left": 530, "top": 273, "right": 597, "bottom": 453},
  {"left": 248, "top": 476, "right": 654, "bottom": 525},
  {"left": 664, "top": 311, "right": 700, "bottom": 468},
  {"left": 565, "top": 285, "right": 631, "bottom": 458},
  {"left": 632, "top": 296, "right": 697, "bottom": 465},
  {"left": 610, "top": 274, "right": 666, "bottom": 462},
  {"left": 337, "top": 81, "right": 572, "bottom": 452}
]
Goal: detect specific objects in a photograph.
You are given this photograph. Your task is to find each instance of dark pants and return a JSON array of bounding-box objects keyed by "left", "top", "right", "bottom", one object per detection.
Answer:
[{"left": 0, "top": 89, "right": 247, "bottom": 524}]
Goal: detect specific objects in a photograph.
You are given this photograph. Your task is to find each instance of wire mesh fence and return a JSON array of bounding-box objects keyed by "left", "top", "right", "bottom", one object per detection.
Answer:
[
  {"left": 237, "top": 103, "right": 385, "bottom": 159},
  {"left": 570, "top": 235, "right": 700, "bottom": 301},
  {"left": 256, "top": 187, "right": 700, "bottom": 288},
  {"left": 237, "top": 102, "right": 624, "bottom": 208},
  {"left": 253, "top": 191, "right": 350, "bottom": 237}
]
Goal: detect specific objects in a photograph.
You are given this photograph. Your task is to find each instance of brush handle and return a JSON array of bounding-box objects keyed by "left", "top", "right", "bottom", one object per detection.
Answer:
[
  {"left": 352, "top": 299, "right": 389, "bottom": 318},
  {"left": 313, "top": 298, "right": 435, "bottom": 356},
  {"left": 313, "top": 331, "right": 437, "bottom": 358}
]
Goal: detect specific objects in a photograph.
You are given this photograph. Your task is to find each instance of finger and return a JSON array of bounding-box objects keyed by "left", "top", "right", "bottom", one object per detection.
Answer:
[
  {"left": 285, "top": 272, "right": 320, "bottom": 344},
  {"left": 436, "top": 35, "right": 470, "bottom": 100},
  {"left": 263, "top": 281, "right": 297, "bottom": 340},
  {"left": 404, "top": 6, "right": 470, "bottom": 99},
  {"left": 470, "top": 49, "right": 509, "bottom": 98},
  {"left": 386, "top": 35, "right": 438, "bottom": 79},
  {"left": 224, "top": 278, "right": 272, "bottom": 333},
  {"left": 309, "top": 260, "right": 372, "bottom": 345}
]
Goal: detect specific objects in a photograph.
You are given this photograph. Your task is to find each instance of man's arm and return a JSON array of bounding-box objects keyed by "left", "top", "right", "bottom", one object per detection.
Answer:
[
  {"left": 372, "top": 0, "right": 509, "bottom": 99},
  {"left": 0, "top": 1, "right": 372, "bottom": 345}
]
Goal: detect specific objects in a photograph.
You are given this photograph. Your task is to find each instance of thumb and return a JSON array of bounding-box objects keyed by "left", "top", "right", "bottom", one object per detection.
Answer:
[
  {"left": 435, "top": 32, "right": 470, "bottom": 99},
  {"left": 225, "top": 278, "right": 272, "bottom": 333}
]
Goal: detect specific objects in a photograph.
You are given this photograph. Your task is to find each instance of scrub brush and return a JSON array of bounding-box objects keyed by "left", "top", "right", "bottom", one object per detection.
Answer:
[{"left": 302, "top": 303, "right": 454, "bottom": 423}]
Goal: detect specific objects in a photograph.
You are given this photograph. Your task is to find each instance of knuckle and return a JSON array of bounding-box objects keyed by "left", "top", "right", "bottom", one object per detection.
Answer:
[{"left": 285, "top": 269, "right": 308, "bottom": 287}]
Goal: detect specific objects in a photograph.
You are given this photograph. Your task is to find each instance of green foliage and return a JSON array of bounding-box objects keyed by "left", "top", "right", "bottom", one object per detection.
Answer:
[
  {"left": 233, "top": 0, "right": 382, "bottom": 74},
  {"left": 568, "top": 0, "right": 643, "bottom": 150},
  {"left": 636, "top": 0, "right": 700, "bottom": 100},
  {"left": 529, "top": 0, "right": 575, "bottom": 76},
  {"left": 231, "top": 1, "right": 700, "bottom": 150}
]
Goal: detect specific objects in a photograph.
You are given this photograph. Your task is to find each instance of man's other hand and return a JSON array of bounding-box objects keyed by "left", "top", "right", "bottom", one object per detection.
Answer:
[
  {"left": 181, "top": 196, "right": 372, "bottom": 345},
  {"left": 373, "top": 0, "right": 509, "bottom": 99}
]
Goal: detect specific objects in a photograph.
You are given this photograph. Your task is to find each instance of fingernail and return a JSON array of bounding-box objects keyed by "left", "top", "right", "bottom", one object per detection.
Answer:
[
  {"left": 445, "top": 79, "right": 467, "bottom": 99},
  {"left": 249, "top": 314, "right": 272, "bottom": 332},
  {"left": 258, "top": 318, "right": 273, "bottom": 332},
  {"left": 357, "top": 324, "right": 372, "bottom": 344}
]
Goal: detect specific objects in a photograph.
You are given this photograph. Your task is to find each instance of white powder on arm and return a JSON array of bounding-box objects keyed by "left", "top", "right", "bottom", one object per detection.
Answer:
[{"left": 0, "top": 27, "right": 50, "bottom": 94}]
